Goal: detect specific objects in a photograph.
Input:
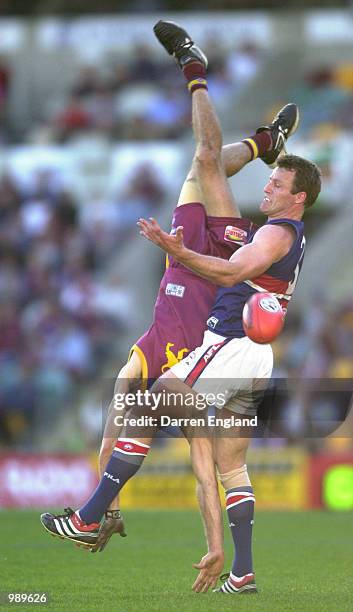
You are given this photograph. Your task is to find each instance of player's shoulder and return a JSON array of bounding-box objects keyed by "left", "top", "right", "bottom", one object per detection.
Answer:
[
  {"left": 253, "top": 222, "right": 297, "bottom": 259},
  {"left": 255, "top": 221, "right": 297, "bottom": 242}
]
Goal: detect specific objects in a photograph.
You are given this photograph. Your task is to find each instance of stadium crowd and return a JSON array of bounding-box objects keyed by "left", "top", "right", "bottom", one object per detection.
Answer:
[
  {"left": 0, "top": 161, "right": 166, "bottom": 448},
  {"left": 290, "top": 63, "right": 353, "bottom": 135},
  {"left": 44, "top": 40, "right": 262, "bottom": 142},
  {"left": 0, "top": 39, "right": 263, "bottom": 144},
  {"left": 2, "top": 40, "right": 352, "bottom": 145},
  {"left": 41, "top": 53, "right": 353, "bottom": 145}
]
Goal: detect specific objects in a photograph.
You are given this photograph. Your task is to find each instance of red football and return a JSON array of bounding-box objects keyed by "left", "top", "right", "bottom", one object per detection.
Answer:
[{"left": 242, "top": 292, "right": 284, "bottom": 344}]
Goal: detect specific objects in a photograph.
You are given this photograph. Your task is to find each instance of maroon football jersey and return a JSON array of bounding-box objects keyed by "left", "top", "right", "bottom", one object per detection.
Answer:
[{"left": 130, "top": 202, "right": 255, "bottom": 383}]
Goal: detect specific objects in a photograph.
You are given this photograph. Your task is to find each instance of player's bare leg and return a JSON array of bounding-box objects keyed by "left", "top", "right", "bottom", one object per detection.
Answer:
[
  {"left": 180, "top": 102, "right": 299, "bottom": 213},
  {"left": 95, "top": 352, "right": 216, "bottom": 555},
  {"left": 91, "top": 351, "right": 142, "bottom": 551},
  {"left": 190, "top": 438, "right": 224, "bottom": 593},
  {"left": 191, "top": 89, "right": 239, "bottom": 217},
  {"left": 153, "top": 20, "right": 250, "bottom": 217},
  {"left": 177, "top": 143, "right": 251, "bottom": 214},
  {"left": 190, "top": 87, "right": 296, "bottom": 220},
  {"left": 155, "top": 21, "right": 298, "bottom": 216}
]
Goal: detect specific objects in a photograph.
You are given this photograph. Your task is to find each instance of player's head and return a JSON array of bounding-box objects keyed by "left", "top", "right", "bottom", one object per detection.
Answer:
[{"left": 261, "top": 154, "right": 322, "bottom": 217}]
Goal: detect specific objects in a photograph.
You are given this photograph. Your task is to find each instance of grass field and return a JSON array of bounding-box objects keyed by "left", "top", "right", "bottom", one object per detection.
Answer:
[{"left": 2, "top": 509, "right": 353, "bottom": 611}]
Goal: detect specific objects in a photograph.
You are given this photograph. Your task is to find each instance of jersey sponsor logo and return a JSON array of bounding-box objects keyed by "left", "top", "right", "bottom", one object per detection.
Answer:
[
  {"left": 165, "top": 283, "right": 185, "bottom": 298},
  {"left": 207, "top": 316, "right": 219, "bottom": 330},
  {"left": 224, "top": 226, "right": 247, "bottom": 244},
  {"left": 259, "top": 296, "right": 281, "bottom": 313},
  {"left": 161, "top": 342, "right": 189, "bottom": 373}
]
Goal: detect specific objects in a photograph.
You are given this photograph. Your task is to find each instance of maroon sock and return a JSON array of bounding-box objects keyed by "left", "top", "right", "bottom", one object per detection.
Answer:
[
  {"left": 182, "top": 61, "right": 208, "bottom": 94},
  {"left": 242, "top": 131, "right": 272, "bottom": 160}
]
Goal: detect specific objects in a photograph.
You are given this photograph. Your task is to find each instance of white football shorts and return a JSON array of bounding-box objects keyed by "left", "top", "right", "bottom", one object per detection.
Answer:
[{"left": 170, "top": 330, "right": 273, "bottom": 416}]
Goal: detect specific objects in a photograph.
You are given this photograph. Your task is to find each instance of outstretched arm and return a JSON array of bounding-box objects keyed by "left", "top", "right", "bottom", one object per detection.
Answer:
[{"left": 138, "top": 217, "right": 295, "bottom": 287}]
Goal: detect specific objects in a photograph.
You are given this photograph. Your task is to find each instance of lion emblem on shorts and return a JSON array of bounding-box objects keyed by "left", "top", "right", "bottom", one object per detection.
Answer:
[{"left": 161, "top": 342, "right": 189, "bottom": 373}]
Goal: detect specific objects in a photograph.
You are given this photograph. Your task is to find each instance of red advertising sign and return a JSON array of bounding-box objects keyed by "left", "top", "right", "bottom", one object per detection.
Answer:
[{"left": 0, "top": 454, "right": 98, "bottom": 508}]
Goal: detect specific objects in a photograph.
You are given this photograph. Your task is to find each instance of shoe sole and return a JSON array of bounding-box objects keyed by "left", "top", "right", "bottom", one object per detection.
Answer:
[
  {"left": 237, "top": 584, "right": 258, "bottom": 594},
  {"left": 40, "top": 519, "right": 97, "bottom": 549},
  {"left": 153, "top": 21, "right": 192, "bottom": 55},
  {"left": 287, "top": 106, "right": 300, "bottom": 138},
  {"left": 216, "top": 585, "right": 258, "bottom": 594},
  {"left": 260, "top": 104, "right": 300, "bottom": 167}
]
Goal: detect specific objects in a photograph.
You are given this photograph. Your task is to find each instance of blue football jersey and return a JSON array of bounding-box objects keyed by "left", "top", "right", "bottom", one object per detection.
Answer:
[{"left": 207, "top": 218, "right": 306, "bottom": 338}]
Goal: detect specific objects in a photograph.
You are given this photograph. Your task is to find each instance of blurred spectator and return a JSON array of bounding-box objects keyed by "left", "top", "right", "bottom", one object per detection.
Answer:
[
  {"left": 0, "top": 301, "right": 23, "bottom": 356},
  {"left": 115, "top": 161, "right": 166, "bottom": 237},
  {"left": 129, "top": 44, "right": 161, "bottom": 82},
  {"left": 226, "top": 42, "right": 262, "bottom": 89},
  {"left": 84, "top": 85, "right": 117, "bottom": 134},
  {"left": 0, "top": 252, "right": 23, "bottom": 302},
  {"left": 0, "top": 55, "right": 10, "bottom": 138},
  {"left": 142, "top": 89, "right": 189, "bottom": 139},
  {"left": 54, "top": 93, "right": 93, "bottom": 141},
  {"left": 71, "top": 66, "right": 101, "bottom": 98}
]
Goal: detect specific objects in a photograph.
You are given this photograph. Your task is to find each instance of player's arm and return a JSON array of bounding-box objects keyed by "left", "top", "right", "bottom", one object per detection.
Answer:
[{"left": 138, "top": 218, "right": 294, "bottom": 286}]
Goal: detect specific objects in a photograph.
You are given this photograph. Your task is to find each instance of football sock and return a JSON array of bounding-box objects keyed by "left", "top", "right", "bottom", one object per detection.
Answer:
[
  {"left": 226, "top": 486, "right": 255, "bottom": 577},
  {"left": 242, "top": 131, "right": 272, "bottom": 160},
  {"left": 79, "top": 438, "right": 150, "bottom": 524},
  {"left": 182, "top": 61, "right": 208, "bottom": 94}
]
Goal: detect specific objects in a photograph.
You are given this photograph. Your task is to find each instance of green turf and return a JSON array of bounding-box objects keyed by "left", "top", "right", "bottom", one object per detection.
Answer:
[{"left": 1, "top": 510, "right": 353, "bottom": 611}]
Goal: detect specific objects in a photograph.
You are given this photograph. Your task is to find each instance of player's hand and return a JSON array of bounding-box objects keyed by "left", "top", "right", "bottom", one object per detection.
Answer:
[
  {"left": 137, "top": 217, "right": 186, "bottom": 259},
  {"left": 90, "top": 516, "right": 127, "bottom": 553},
  {"left": 192, "top": 550, "right": 224, "bottom": 593}
]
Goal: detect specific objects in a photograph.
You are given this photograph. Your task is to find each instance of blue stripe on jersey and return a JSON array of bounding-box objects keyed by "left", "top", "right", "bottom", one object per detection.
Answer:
[{"left": 207, "top": 219, "right": 305, "bottom": 339}]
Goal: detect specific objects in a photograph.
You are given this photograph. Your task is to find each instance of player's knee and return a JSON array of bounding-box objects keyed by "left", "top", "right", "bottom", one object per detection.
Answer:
[
  {"left": 195, "top": 145, "right": 220, "bottom": 170},
  {"left": 218, "top": 464, "right": 251, "bottom": 490}
]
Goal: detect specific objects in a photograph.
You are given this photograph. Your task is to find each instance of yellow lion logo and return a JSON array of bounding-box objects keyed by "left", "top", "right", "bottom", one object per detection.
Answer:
[{"left": 161, "top": 342, "right": 189, "bottom": 373}]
